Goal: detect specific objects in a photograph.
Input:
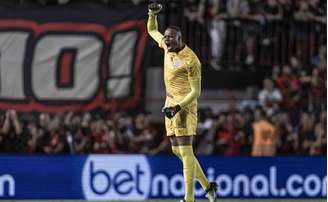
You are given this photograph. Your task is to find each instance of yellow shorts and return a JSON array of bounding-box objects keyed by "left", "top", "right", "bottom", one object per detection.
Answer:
[{"left": 165, "top": 103, "right": 198, "bottom": 136}]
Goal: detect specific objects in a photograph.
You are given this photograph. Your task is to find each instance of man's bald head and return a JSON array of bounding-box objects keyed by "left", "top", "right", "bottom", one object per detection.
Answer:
[{"left": 164, "top": 26, "right": 184, "bottom": 52}]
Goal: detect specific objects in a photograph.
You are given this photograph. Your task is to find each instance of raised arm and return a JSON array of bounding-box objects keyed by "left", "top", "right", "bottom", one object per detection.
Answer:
[
  {"left": 147, "top": 2, "right": 164, "bottom": 46},
  {"left": 10, "top": 110, "right": 22, "bottom": 135},
  {"left": 147, "top": 15, "right": 164, "bottom": 45},
  {"left": 1, "top": 111, "right": 10, "bottom": 134}
]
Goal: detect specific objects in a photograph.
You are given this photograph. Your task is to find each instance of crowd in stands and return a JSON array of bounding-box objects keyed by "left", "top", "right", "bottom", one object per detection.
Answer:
[
  {"left": 0, "top": 96, "right": 325, "bottom": 156},
  {"left": 0, "top": 105, "right": 325, "bottom": 156},
  {"left": 193, "top": 43, "right": 326, "bottom": 156},
  {"left": 179, "top": 0, "right": 326, "bottom": 69},
  {"left": 0, "top": 110, "right": 168, "bottom": 155}
]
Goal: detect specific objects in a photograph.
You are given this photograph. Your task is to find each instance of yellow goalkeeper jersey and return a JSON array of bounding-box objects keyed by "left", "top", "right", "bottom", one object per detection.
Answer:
[{"left": 147, "top": 16, "right": 201, "bottom": 106}]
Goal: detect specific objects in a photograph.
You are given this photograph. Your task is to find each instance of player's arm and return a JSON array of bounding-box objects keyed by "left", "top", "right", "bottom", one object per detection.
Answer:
[
  {"left": 178, "top": 79, "right": 201, "bottom": 108},
  {"left": 10, "top": 110, "right": 22, "bottom": 135},
  {"left": 179, "top": 58, "right": 202, "bottom": 108},
  {"left": 0, "top": 110, "right": 10, "bottom": 134},
  {"left": 162, "top": 79, "right": 200, "bottom": 119},
  {"left": 147, "top": 2, "right": 164, "bottom": 46},
  {"left": 147, "top": 15, "right": 163, "bottom": 45}
]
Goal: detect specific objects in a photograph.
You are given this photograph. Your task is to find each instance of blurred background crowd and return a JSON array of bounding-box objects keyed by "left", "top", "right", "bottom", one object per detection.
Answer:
[
  {"left": 0, "top": 91, "right": 325, "bottom": 156},
  {"left": 0, "top": 0, "right": 326, "bottom": 156}
]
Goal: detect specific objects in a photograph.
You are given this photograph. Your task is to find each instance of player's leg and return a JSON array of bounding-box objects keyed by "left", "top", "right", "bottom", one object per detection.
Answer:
[
  {"left": 170, "top": 136, "right": 195, "bottom": 202},
  {"left": 178, "top": 137, "right": 217, "bottom": 202},
  {"left": 181, "top": 110, "right": 212, "bottom": 191},
  {"left": 205, "top": 182, "right": 218, "bottom": 202},
  {"left": 167, "top": 113, "right": 196, "bottom": 199},
  {"left": 171, "top": 136, "right": 210, "bottom": 191},
  {"left": 176, "top": 136, "right": 196, "bottom": 202},
  {"left": 170, "top": 136, "right": 180, "bottom": 157},
  {"left": 171, "top": 108, "right": 217, "bottom": 202}
]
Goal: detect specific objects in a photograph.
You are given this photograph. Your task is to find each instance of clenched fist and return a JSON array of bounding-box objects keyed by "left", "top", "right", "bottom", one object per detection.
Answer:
[{"left": 148, "top": 0, "right": 162, "bottom": 15}]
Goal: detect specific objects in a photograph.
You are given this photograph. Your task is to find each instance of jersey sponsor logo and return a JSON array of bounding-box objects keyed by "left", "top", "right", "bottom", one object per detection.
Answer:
[{"left": 0, "top": 20, "right": 147, "bottom": 112}]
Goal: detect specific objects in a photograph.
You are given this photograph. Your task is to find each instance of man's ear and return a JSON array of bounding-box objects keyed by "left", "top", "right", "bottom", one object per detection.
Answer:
[{"left": 177, "top": 34, "right": 182, "bottom": 43}]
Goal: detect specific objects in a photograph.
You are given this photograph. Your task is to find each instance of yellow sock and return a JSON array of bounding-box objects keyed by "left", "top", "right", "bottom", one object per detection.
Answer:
[
  {"left": 172, "top": 146, "right": 182, "bottom": 159},
  {"left": 179, "top": 145, "right": 195, "bottom": 202},
  {"left": 172, "top": 146, "right": 209, "bottom": 191},
  {"left": 194, "top": 158, "right": 209, "bottom": 190}
]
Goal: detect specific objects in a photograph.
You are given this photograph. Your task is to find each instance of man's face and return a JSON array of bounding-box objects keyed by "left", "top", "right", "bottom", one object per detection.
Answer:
[
  {"left": 264, "top": 79, "right": 273, "bottom": 90},
  {"left": 164, "top": 28, "right": 180, "bottom": 52}
]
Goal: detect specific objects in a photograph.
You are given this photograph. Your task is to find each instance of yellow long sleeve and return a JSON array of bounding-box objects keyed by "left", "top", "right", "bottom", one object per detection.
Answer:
[
  {"left": 147, "top": 14, "right": 164, "bottom": 46},
  {"left": 178, "top": 79, "right": 201, "bottom": 108}
]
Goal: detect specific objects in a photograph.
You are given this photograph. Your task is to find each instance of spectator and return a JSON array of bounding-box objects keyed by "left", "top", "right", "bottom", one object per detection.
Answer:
[
  {"left": 184, "top": 0, "right": 205, "bottom": 23},
  {"left": 132, "top": 112, "right": 157, "bottom": 153},
  {"left": 294, "top": 0, "right": 313, "bottom": 21},
  {"left": 275, "top": 65, "right": 297, "bottom": 90},
  {"left": 226, "top": 0, "right": 252, "bottom": 65},
  {"left": 308, "top": 111, "right": 326, "bottom": 155},
  {"left": 311, "top": 45, "right": 326, "bottom": 68},
  {"left": 112, "top": 114, "right": 134, "bottom": 153},
  {"left": 272, "top": 112, "right": 297, "bottom": 154},
  {"left": 43, "top": 114, "right": 65, "bottom": 154},
  {"left": 289, "top": 56, "right": 304, "bottom": 76},
  {"left": 195, "top": 107, "right": 216, "bottom": 154},
  {"left": 214, "top": 112, "right": 227, "bottom": 154},
  {"left": 90, "top": 118, "right": 112, "bottom": 154},
  {"left": 259, "top": 0, "right": 282, "bottom": 65},
  {"left": 42, "top": 128, "right": 65, "bottom": 154},
  {"left": 308, "top": 0, "right": 326, "bottom": 24},
  {"left": 137, "top": 121, "right": 166, "bottom": 154},
  {"left": 297, "top": 111, "right": 315, "bottom": 154},
  {"left": 73, "top": 126, "right": 91, "bottom": 154},
  {"left": 214, "top": 111, "right": 243, "bottom": 155},
  {"left": 239, "top": 107, "right": 254, "bottom": 154},
  {"left": 26, "top": 121, "right": 42, "bottom": 154},
  {"left": 183, "top": 0, "right": 205, "bottom": 40},
  {"left": 264, "top": 0, "right": 282, "bottom": 21},
  {"left": 278, "top": 0, "right": 293, "bottom": 19},
  {"left": 233, "top": 110, "right": 250, "bottom": 155},
  {"left": 275, "top": 65, "right": 302, "bottom": 122},
  {"left": 0, "top": 111, "right": 10, "bottom": 153},
  {"left": 74, "top": 113, "right": 91, "bottom": 154},
  {"left": 39, "top": 112, "right": 51, "bottom": 130},
  {"left": 226, "top": 0, "right": 250, "bottom": 18},
  {"left": 1, "top": 110, "right": 23, "bottom": 153},
  {"left": 242, "top": 0, "right": 267, "bottom": 66},
  {"left": 294, "top": 0, "right": 313, "bottom": 62},
  {"left": 310, "top": 57, "right": 326, "bottom": 112},
  {"left": 148, "top": 132, "right": 171, "bottom": 155},
  {"left": 251, "top": 107, "right": 277, "bottom": 156},
  {"left": 258, "top": 78, "right": 282, "bottom": 116},
  {"left": 207, "top": 0, "right": 227, "bottom": 69}
]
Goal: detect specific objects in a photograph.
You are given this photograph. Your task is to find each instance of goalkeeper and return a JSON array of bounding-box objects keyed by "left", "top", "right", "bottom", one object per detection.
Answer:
[{"left": 147, "top": 2, "right": 218, "bottom": 202}]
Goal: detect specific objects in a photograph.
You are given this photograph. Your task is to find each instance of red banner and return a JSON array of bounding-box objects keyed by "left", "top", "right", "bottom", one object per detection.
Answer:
[{"left": 0, "top": 8, "right": 147, "bottom": 112}]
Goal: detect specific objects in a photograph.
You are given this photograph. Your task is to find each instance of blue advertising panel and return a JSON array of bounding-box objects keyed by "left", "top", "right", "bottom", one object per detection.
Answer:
[
  {"left": 147, "top": 156, "right": 327, "bottom": 199},
  {"left": 0, "top": 155, "right": 326, "bottom": 200},
  {"left": 0, "top": 156, "right": 86, "bottom": 199}
]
